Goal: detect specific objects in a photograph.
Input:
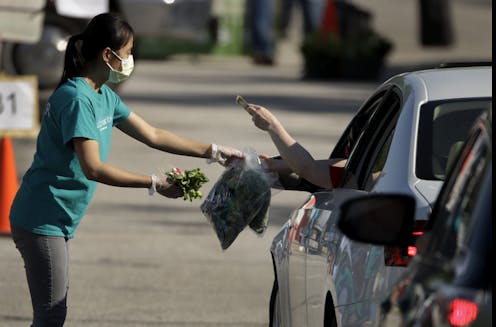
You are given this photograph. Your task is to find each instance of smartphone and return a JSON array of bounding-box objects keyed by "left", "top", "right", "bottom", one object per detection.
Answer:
[{"left": 236, "top": 95, "right": 250, "bottom": 110}]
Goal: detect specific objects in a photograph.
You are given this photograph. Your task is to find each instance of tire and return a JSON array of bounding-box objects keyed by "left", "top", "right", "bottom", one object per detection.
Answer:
[
  {"left": 269, "top": 279, "right": 283, "bottom": 327},
  {"left": 1, "top": 11, "right": 87, "bottom": 89}
]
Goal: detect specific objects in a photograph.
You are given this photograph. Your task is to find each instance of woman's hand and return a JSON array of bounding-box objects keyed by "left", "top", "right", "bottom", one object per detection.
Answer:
[
  {"left": 244, "top": 104, "right": 280, "bottom": 131},
  {"left": 209, "top": 144, "right": 244, "bottom": 166},
  {"left": 156, "top": 176, "right": 184, "bottom": 198},
  {"left": 259, "top": 154, "right": 293, "bottom": 175}
]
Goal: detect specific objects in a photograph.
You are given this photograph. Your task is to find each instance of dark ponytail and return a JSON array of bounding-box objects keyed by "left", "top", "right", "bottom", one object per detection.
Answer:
[
  {"left": 57, "top": 33, "right": 86, "bottom": 89},
  {"left": 57, "top": 13, "right": 134, "bottom": 89}
]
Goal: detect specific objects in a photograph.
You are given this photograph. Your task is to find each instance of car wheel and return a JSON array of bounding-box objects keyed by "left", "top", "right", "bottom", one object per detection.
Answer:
[
  {"left": 1, "top": 12, "right": 87, "bottom": 89},
  {"left": 269, "top": 279, "right": 283, "bottom": 327}
]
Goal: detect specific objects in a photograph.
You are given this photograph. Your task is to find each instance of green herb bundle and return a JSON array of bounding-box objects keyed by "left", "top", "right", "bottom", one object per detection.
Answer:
[{"left": 166, "top": 168, "right": 209, "bottom": 201}]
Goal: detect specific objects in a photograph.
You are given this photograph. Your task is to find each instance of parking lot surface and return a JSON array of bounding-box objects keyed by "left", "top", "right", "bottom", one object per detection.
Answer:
[{"left": 1, "top": 1, "right": 491, "bottom": 325}]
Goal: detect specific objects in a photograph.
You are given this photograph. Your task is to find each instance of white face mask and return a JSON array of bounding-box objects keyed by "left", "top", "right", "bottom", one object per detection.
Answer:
[{"left": 106, "top": 50, "right": 134, "bottom": 83}]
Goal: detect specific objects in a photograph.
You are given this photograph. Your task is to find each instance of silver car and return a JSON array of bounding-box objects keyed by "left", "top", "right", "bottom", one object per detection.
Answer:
[
  {"left": 269, "top": 64, "right": 492, "bottom": 327},
  {"left": 338, "top": 109, "right": 492, "bottom": 327}
]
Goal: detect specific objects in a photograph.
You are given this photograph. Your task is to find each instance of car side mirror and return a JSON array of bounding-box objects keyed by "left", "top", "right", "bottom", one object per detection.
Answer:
[{"left": 337, "top": 194, "right": 416, "bottom": 246}]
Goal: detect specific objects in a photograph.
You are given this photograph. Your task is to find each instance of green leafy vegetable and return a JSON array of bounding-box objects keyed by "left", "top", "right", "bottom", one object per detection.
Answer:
[
  {"left": 166, "top": 168, "right": 209, "bottom": 201},
  {"left": 200, "top": 156, "right": 272, "bottom": 250}
]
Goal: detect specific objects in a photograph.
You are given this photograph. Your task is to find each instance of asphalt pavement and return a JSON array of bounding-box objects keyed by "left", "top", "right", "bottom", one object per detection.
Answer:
[{"left": 1, "top": 1, "right": 491, "bottom": 326}]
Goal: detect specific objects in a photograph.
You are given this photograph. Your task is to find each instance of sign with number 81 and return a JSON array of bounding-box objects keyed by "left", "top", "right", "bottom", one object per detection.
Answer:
[{"left": 0, "top": 75, "right": 39, "bottom": 137}]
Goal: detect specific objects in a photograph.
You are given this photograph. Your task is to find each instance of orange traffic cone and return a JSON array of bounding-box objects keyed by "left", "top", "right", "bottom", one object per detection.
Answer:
[
  {"left": 0, "top": 137, "right": 19, "bottom": 235},
  {"left": 320, "top": 0, "right": 340, "bottom": 38}
]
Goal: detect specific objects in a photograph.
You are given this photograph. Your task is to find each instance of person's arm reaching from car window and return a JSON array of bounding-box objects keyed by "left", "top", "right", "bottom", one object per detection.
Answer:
[{"left": 244, "top": 103, "right": 345, "bottom": 189}]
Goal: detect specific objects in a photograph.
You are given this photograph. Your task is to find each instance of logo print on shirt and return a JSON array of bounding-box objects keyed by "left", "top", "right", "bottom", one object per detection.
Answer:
[{"left": 96, "top": 116, "right": 112, "bottom": 132}]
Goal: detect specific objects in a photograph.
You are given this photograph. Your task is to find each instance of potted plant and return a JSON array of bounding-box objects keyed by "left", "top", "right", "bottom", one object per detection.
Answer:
[{"left": 301, "top": 30, "right": 392, "bottom": 79}]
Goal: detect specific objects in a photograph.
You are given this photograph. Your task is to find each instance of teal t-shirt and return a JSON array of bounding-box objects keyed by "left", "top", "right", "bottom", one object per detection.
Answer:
[{"left": 10, "top": 77, "right": 131, "bottom": 238}]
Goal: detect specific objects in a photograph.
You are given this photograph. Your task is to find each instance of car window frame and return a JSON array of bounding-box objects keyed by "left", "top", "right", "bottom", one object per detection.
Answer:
[
  {"left": 329, "top": 90, "right": 388, "bottom": 161},
  {"left": 363, "top": 127, "right": 395, "bottom": 191},
  {"left": 415, "top": 97, "right": 491, "bottom": 181},
  {"left": 335, "top": 86, "right": 402, "bottom": 190}
]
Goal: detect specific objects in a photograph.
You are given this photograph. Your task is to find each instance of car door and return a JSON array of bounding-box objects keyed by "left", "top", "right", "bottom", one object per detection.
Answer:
[
  {"left": 305, "top": 189, "right": 368, "bottom": 326},
  {"left": 286, "top": 194, "right": 316, "bottom": 327},
  {"left": 304, "top": 87, "right": 403, "bottom": 326},
  {"left": 286, "top": 89, "right": 387, "bottom": 327}
]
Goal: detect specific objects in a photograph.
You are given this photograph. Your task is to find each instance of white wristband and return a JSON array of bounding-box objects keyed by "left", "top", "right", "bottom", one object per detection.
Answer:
[
  {"left": 211, "top": 143, "right": 218, "bottom": 159},
  {"left": 148, "top": 174, "right": 157, "bottom": 196},
  {"left": 207, "top": 143, "right": 218, "bottom": 164}
]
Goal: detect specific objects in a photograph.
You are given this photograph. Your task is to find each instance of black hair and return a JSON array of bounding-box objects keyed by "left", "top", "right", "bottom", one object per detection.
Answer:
[{"left": 57, "top": 13, "right": 134, "bottom": 89}]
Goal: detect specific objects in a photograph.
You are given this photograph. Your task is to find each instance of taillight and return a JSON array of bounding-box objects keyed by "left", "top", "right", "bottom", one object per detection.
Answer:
[
  {"left": 448, "top": 299, "right": 478, "bottom": 326},
  {"left": 407, "top": 246, "right": 417, "bottom": 257},
  {"left": 384, "top": 220, "right": 426, "bottom": 266}
]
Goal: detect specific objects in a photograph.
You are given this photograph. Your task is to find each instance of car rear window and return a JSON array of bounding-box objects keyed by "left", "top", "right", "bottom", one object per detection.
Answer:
[{"left": 416, "top": 98, "right": 491, "bottom": 180}]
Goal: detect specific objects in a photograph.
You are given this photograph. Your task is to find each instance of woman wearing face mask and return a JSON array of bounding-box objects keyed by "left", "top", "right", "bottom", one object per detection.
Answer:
[{"left": 9, "top": 13, "right": 242, "bottom": 326}]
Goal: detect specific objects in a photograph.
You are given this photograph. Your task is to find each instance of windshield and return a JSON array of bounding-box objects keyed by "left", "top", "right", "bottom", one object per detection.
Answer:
[{"left": 416, "top": 98, "right": 491, "bottom": 181}]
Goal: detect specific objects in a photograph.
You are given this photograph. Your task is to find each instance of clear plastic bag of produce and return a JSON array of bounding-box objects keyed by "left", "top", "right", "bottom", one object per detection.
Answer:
[{"left": 200, "top": 149, "right": 278, "bottom": 250}]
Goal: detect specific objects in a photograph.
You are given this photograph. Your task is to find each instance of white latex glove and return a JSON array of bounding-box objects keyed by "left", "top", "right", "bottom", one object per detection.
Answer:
[
  {"left": 208, "top": 143, "right": 244, "bottom": 165},
  {"left": 149, "top": 174, "right": 183, "bottom": 198}
]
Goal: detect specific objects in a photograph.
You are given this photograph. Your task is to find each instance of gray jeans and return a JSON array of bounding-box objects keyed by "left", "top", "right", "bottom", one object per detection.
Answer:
[{"left": 11, "top": 225, "right": 70, "bottom": 327}]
